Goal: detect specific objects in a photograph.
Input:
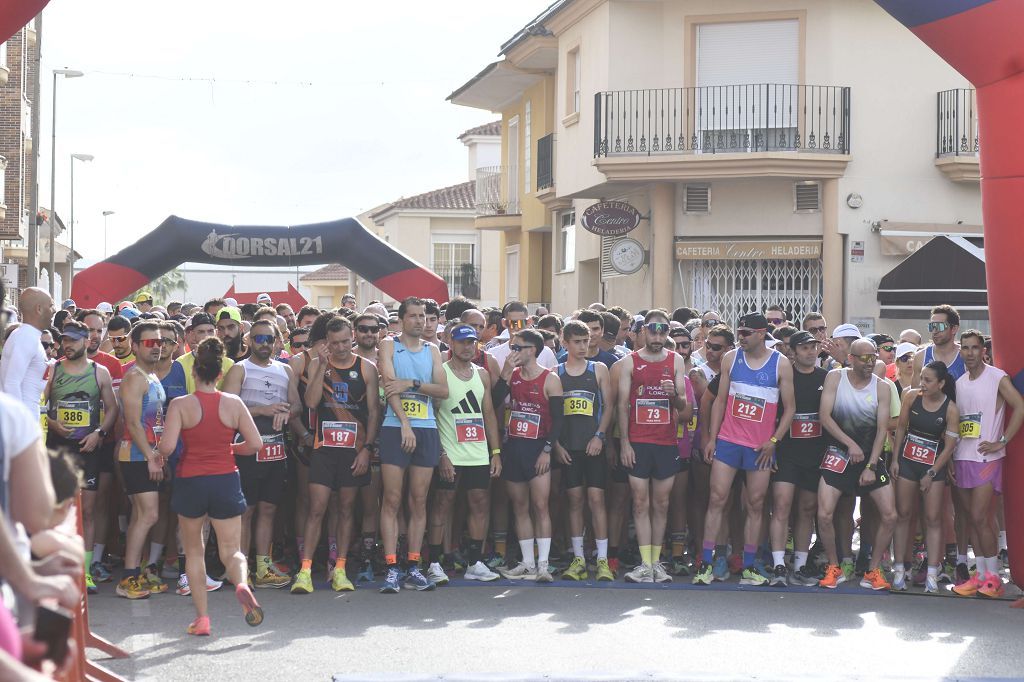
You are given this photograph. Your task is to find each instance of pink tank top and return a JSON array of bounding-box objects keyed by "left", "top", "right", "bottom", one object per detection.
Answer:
[
  {"left": 718, "top": 349, "right": 781, "bottom": 448},
  {"left": 954, "top": 364, "right": 1008, "bottom": 462}
]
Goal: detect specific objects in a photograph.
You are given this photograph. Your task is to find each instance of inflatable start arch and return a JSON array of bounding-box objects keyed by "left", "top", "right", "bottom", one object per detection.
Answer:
[{"left": 69, "top": 216, "right": 450, "bottom": 307}]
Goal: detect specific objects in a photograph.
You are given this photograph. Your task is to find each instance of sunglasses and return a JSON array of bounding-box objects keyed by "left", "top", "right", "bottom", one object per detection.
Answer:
[
  {"left": 767, "top": 317, "right": 786, "bottom": 325},
  {"left": 139, "top": 338, "right": 161, "bottom": 349},
  {"left": 160, "top": 337, "right": 177, "bottom": 345},
  {"left": 508, "top": 319, "right": 528, "bottom": 331},
  {"left": 251, "top": 334, "right": 275, "bottom": 345},
  {"left": 807, "top": 325, "right": 827, "bottom": 334},
  {"left": 109, "top": 334, "right": 129, "bottom": 343},
  {"left": 701, "top": 320, "right": 720, "bottom": 327},
  {"left": 879, "top": 345, "right": 895, "bottom": 352},
  {"left": 853, "top": 353, "right": 878, "bottom": 363},
  {"left": 736, "top": 329, "right": 759, "bottom": 338},
  {"left": 646, "top": 322, "right": 669, "bottom": 334},
  {"left": 898, "top": 354, "right": 913, "bottom": 362},
  {"left": 928, "top": 322, "right": 950, "bottom": 333},
  {"left": 675, "top": 341, "right": 692, "bottom": 349},
  {"left": 290, "top": 340, "right": 310, "bottom": 349},
  {"left": 41, "top": 342, "right": 54, "bottom": 350},
  {"left": 508, "top": 343, "right": 531, "bottom": 352},
  {"left": 356, "top": 325, "right": 380, "bottom": 334},
  {"left": 705, "top": 341, "right": 726, "bottom": 352}
]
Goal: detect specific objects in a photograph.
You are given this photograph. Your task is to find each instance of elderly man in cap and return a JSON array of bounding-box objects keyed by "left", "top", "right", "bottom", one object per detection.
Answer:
[
  {"left": 256, "top": 293, "right": 273, "bottom": 307},
  {"left": 62, "top": 298, "right": 77, "bottom": 315}
]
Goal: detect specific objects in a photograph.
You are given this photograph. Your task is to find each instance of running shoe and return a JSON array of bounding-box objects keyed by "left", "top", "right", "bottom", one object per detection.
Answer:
[
  {"left": 670, "top": 556, "right": 692, "bottom": 577},
  {"left": 954, "top": 562, "right": 971, "bottom": 586},
  {"left": 840, "top": 559, "right": 855, "bottom": 582},
  {"left": 177, "top": 574, "right": 224, "bottom": 596},
  {"left": 290, "top": 569, "right": 313, "bottom": 594},
  {"left": 819, "top": 564, "right": 846, "bottom": 589},
  {"left": 891, "top": 571, "right": 907, "bottom": 592},
  {"left": 331, "top": 569, "right": 355, "bottom": 592},
  {"left": 91, "top": 561, "right": 112, "bottom": 583},
  {"left": 161, "top": 563, "right": 180, "bottom": 580},
  {"left": 86, "top": 573, "right": 97, "bottom": 595},
  {"left": 426, "top": 562, "right": 450, "bottom": 586},
  {"left": 253, "top": 571, "right": 290, "bottom": 589},
  {"left": 464, "top": 561, "right": 500, "bottom": 582},
  {"left": 770, "top": 565, "right": 788, "bottom": 587},
  {"left": 752, "top": 558, "right": 772, "bottom": 580},
  {"left": 115, "top": 576, "right": 150, "bottom": 600},
  {"left": 142, "top": 565, "right": 169, "bottom": 594},
  {"left": 789, "top": 565, "right": 820, "bottom": 587},
  {"left": 608, "top": 557, "right": 621, "bottom": 576},
  {"left": 624, "top": 564, "right": 653, "bottom": 583},
  {"left": 860, "top": 568, "right": 891, "bottom": 591},
  {"left": 535, "top": 562, "right": 554, "bottom": 583},
  {"left": 854, "top": 551, "right": 870, "bottom": 577},
  {"left": 499, "top": 562, "right": 536, "bottom": 580},
  {"left": 652, "top": 562, "right": 672, "bottom": 583},
  {"left": 380, "top": 567, "right": 401, "bottom": 594},
  {"left": 235, "top": 584, "right": 263, "bottom": 626},
  {"left": 938, "top": 561, "right": 956, "bottom": 584},
  {"left": 952, "top": 573, "right": 983, "bottom": 597},
  {"left": 692, "top": 562, "right": 714, "bottom": 585},
  {"left": 740, "top": 567, "right": 768, "bottom": 586},
  {"left": 562, "top": 557, "right": 588, "bottom": 581},
  {"left": 357, "top": 560, "right": 375, "bottom": 583},
  {"left": 404, "top": 566, "right": 436, "bottom": 591},
  {"left": 187, "top": 616, "right": 211, "bottom": 637},
  {"left": 924, "top": 574, "right": 939, "bottom": 593},
  {"left": 727, "top": 554, "right": 743, "bottom": 576},
  {"left": 484, "top": 552, "right": 505, "bottom": 570},
  {"left": 712, "top": 555, "right": 730, "bottom": 582},
  {"left": 595, "top": 559, "right": 615, "bottom": 582},
  {"left": 978, "top": 574, "right": 1006, "bottom": 599}
]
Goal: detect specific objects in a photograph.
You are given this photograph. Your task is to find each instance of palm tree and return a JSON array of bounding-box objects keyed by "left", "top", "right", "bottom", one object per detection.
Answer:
[{"left": 130, "top": 269, "right": 186, "bottom": 305}]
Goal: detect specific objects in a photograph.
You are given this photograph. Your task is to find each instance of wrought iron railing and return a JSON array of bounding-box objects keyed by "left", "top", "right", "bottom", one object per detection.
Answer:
[
  {"left": 434, "top": 263, "right": 481, "bottom": 300},
  {"left": 594, "top": 84, "right": 851, "bottom": 157},
  {"left": 537, "top": 134, "right": 554, "bottom": 190},
  {"left": 474, "top": 165, "right": 520, "bottom": 216},
  {"left": 937, "top": 88, "right": 979, "bottom": 157}
]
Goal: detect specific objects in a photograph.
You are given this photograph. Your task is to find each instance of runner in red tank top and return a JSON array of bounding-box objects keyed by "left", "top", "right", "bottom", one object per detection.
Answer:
[{"left": 615, "top": 310, "right": 690, "bottom": 584}]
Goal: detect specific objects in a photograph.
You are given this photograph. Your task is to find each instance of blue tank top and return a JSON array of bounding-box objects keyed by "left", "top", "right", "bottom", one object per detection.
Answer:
[
  {"left": 120, "top": 372, "right": 166, "bottom": 462},
  {"left": 383, "top": 338, "right": 437, "bottom": 428},
  {"left": 924, "top": 345, "right": 966, "bottom": 380}
]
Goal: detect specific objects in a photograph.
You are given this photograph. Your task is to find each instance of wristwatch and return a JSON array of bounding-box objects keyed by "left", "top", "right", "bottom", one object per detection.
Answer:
[
  {"left": 769, "top": 436, "right": 779, "bottom": 445},
  {"left": 595, "top": 431, "right": 606, "bottom": 442},
  {"left": 926, "top": 469, "right": 937, "bottom": 479},
  {"left": 412, "top": 379, "right": 422, "bottom": 390},
  {"left": 865, "top": 462, "right": 876, "bottom": 471},
  {"left": 98, "top": 428, "right": 109, "bottom": 438},
  {"left": 542, "top": 441, "right": 552, "bottom": 453}
]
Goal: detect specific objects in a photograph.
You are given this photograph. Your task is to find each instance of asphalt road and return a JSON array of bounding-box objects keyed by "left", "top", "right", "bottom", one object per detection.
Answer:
[{"left": 85, "top": 575, "right": 1024, "bottom": 682}]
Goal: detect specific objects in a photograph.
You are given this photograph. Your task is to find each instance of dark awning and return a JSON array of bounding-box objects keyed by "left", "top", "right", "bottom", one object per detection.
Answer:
[{"left": 876, "top": 235, "right": 987, "bottom": 319}]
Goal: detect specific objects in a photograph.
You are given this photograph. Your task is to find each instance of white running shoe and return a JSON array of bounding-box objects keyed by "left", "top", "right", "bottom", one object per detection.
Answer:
[
  {"left": 652, "top": 562, "right": 673, "bottom": 583},
  {"left": 625, "top": 564, "right": 654, "bottom": 583},
  {"left": 924, "top": 574, "right": 939, "bottom": 593},
  {"left": 535, "top": 562, "right": 554, "bottom": 583},
  {"left": 465, "top": 561, "right": 500, "bottom": 582},
  {"left": 426, "top": 562, "right": 450, "bottom": 585},
  {"left": 499, "top": 562, "right": 536, "bottom": 580}
]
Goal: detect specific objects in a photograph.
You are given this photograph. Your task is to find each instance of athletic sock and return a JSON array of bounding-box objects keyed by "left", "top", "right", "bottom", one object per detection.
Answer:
[
  {"left": 999, "top": 531, "right": 1008, "bottom": 551},
  {"left": 428, "top": 544, "right": 444, "bottom": 564},
  {"left": 385, "top": 554, "right": 397, "bottom": 567},
  {"left": 335, "top": 557, "right": 346, "bottom": 571},
  {"left": 651, "top": 543, "right": 662, "bottom": 563},
  {"left": 609, "top": 545, "right": 619, "bottom": 560},
  {"left": 466, "top": 539, "right": 483, "bottom": 566},
  {"left": 118, "top": 515, "right": 128, "bottom": 533},
  {"left": 148, "top": 542, "right": 165, "bottom": 568},
  {"left": 519, "top": 539, "right": 536, "bottom": 568},
  {"left": 927, "top": 565, "right": 938, "bottom": 577},
  {"left": 407, "top": 552, "right": 421, "bottom": 569},
  {"left": 328, "top": 537, "right": 338, "bottom": 563},
  {"left": 122, "top": 567, "right": 140, "bottom": 580},
  {"left": 494, "top": 533, "right": 507, "bottom": 557},
  {"left": 178, "top": 556, "right": 186, "bottom": 573},
  {"left": 945, "top": 543, "right": 957, "bottom": 561},
  {"left": 596, "top": 538, "right": 608, "bottom": 561},
  {"left": 85, "top": 551, "right": 93, "bottom": 572},
  {"left": 772, "top": 551, "right": 785, "bottom": 567},
  {"left": 982, "top": 556, "right": 996, "bottom": 577},
  {"left": 957, "top": 553, "right": 968, "bottom": 567},
  {"left": 671, "top": 533, "right": 686, "bottom": 558},
  {"left": 793, "top": 551, "right": 809, "bottom": 571},
  {"left": 537, "top": 538, "right": 552, "bottom": 565},
  {"left": 571, "top": 536, "right": 585, "bottom": 559},
  {"left": 300, "top": 559, "right": 312, "bottom": 572},
  {"left": 92, "top": 544, "right": 105, "bottom": 565},
  {"left": 702, "top": 540, "right": 715, "bottom": 565},
  {"left": 715, "top": 544, "right": 728, "bottom": 561},
  {"left": 255, "top": 555, "right": 270, "bottom": 577},
  {"left": 743, "top": 544, "right": 757, "bottom": 569}
]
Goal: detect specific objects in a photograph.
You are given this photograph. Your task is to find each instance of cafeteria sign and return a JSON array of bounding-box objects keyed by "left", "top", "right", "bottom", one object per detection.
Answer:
[
  {"left": 581, "top": 201, "right": 643, "bottom": 236},
  {"left": 675, "top": 239, "right": 822, "bottom": 260}
]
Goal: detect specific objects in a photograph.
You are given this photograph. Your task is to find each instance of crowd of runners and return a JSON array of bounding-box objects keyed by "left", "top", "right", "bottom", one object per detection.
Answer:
[{"left": 0, "top": 281, "right": 1020, "bottom": 643}]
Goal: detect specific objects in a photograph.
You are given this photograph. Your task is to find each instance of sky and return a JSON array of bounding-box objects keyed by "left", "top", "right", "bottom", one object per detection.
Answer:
[{"left": 38, "top": 0, "right": 552, "bottom": 261}]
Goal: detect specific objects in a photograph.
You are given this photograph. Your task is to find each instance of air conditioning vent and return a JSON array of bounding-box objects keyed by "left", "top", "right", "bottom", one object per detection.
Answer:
[
  {"left": 684, "top": 184, "right": 711, "bottom": 214},
  {"left": 794, "top": 181, "right": 821, "bottom": 213},
  {"left": 601, "top": 235, "right": 624, "bottom": 279}
]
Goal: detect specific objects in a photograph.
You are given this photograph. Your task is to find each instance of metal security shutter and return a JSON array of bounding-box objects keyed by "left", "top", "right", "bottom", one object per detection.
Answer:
[
  {"left": 696, "top": 20, "right": 799, "bottom": 87},
  {"left": 601, "top": 235, "right": 624, "bottom": 279},
  {"left": 690, "top": 258, "right": 823, "bottom": 326}
]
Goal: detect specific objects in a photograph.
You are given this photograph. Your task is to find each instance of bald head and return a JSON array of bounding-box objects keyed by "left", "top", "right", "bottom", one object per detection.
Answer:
[
  {"left": 19, "top": 287, "right": 55, "bottom": 331},
  {"left": 849, "top": 338, "right": 876, "bottom": 355}
]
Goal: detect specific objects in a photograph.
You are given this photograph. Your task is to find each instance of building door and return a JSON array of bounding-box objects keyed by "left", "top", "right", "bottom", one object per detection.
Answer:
[
  {"left": 690, "top": 257, "right": 822, "bottom": 326},
  {"left": 505, "top": 245, "right": 520, "bottom": 302}
]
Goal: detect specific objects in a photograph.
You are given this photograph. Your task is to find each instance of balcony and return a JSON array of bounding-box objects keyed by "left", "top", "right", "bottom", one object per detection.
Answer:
[
  {"left": 592, "top": 84, "right": 851, "bottom": 183},
  {"left": 434, "top": 263, "right": 482, "bottom": 300},
  {"left": 474, "top": 165, "right": 521, "bottom": 231},
  {"left": 935, "top": 88, "right": 979, "bottom": 182}
]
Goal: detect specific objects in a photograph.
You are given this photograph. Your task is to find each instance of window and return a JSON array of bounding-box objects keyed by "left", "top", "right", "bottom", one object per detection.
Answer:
[
  {"left": 317, "top": 295, "right": 333, "bottom": 309},
  {"left": 506, "top": 246, "right": 520, "bottom": 301},
  {"left": 558, "top": 210, "right": 576, "bottom": 272},
  {"left": 432, "top": 237, "right": 479, "bottom": 299},
  {"left": 524, "top": 100, "right": 532, "bottom": 194},
  {"left": 567, "top": 48, "right": 581, "bottom": 114}
]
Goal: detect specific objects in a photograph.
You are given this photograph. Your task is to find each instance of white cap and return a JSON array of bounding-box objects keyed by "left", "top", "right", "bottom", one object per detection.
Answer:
[
  {"left": 224, "top": 297, "right": 238, "bottom": 307},
  {"left": 832, "top": 323, "right": 861, "bottom": 339},
  {"left": 895, "top": 341, "right": 918, "bottom": 359},
  {"left": 765, "top": 333, "right": 780, "bottom": 348},
  {"left": 96, "top": 302, "right": 113, "bottom": 313},
  {"left": 256, "top": 293, "right": 272, "bottom": 303}
]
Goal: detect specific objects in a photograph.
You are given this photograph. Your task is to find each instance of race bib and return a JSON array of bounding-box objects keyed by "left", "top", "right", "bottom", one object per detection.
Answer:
[
  {"left": 820, "top": 445, "right": 849, "bottom": 474},
  {"left": 959, "top": 413, "right": 981, "bottom": 439},
  {"left": 400, "top": 392, "right": 429, "bottom": 420},
  {"left": 635, "top": 398, "right": 670, "bottom": 425},
  {"left": 257, "top": 433, "right": 286, "bottom": 462},
  {"left": 456, "top": 417, "right": 486, "bottom": 443},
  {"left": 731, "top": 394, "right": 766, "bottom": 422},
  {"left": 790, "top": 412, "right": 821, "bottom": 439},
  {"left": 321, "top": 421, "right": 358, "bottom": 448},
  {"left": 902, "top": 433, "right": 938, "bottom": 466},
  {"left": 509, "top": 411, "right": 541, "bottom": 439},
  {"left": 57, "top": 400, "right": 90, "bottom": 427},
  {"left": 564, "top": 390, "right": 595, "bottom": 417}
]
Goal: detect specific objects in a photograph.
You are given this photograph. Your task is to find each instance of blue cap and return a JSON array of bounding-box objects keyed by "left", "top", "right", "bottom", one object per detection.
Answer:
[
  {"left": 62, "top": 299, "right": 76, "bottom": 309},
  {"left": 121, "top": 308, "right": 140, "bottom": 320},
  {"left": 450, "top": 324, "right": 479, "bottom": 342}
]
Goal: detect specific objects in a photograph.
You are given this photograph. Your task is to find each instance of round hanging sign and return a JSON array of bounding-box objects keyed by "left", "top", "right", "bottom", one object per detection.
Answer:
[{"left": 580, "top": 201, "right": 642, "bottom": 236}]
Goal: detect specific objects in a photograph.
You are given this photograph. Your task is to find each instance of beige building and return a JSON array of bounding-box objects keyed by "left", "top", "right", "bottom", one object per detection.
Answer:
[{"left": 450, "top": 0, "right": 984, "bottom": 334}]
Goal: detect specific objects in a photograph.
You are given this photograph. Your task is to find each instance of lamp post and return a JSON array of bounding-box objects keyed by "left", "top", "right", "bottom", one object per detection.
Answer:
[
  {"left": 48, "top": 68, "right": 84, "bottom": 297},
  {"left": 69, "top": 153, "right": 93, "bottom": 293},
  {"left": 102, "top": 210, "right": 115, "bottom": 258}
]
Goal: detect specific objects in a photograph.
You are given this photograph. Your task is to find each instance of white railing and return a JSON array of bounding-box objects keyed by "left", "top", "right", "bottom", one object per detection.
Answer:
[{"left": 474, "top": 165, "right": 520, "bottom": 216}]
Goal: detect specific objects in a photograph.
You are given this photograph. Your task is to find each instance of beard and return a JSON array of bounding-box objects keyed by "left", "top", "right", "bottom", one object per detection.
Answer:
[{"left": 224, "top": 334, "right": 243, "bottom": 358}]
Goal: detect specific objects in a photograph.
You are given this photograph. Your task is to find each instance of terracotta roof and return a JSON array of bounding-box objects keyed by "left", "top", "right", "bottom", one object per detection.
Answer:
[
  {"left": 459, "top": 120, "right": 501, "bottom": 139},
  {"left": 300, "top": 263, "right": 351, "bottom": 282},
  {"left": 370, "top": 180, "right": 475, "bottom": 220}
]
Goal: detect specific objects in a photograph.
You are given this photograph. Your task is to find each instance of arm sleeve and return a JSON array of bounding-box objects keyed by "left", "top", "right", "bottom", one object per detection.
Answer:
[
  {"left": 546, "top": 396, "right": 565, "bottom": 447},
  {"left": 491, "top": 378, "right": 509, "bottom": 409},
  {"left": 0, "top": 336, "right": 30, "bottom": 398}
]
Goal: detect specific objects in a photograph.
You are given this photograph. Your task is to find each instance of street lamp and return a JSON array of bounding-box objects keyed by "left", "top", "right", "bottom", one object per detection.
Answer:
[
  {"left": 69, "top": 153, "right": 93, "bottom": 292},
  {"left": 102, "top": 210, "right": 115, "bottom": 258},
  {"left": 48, "top": 68, "right": 84, "bottom": 298}
]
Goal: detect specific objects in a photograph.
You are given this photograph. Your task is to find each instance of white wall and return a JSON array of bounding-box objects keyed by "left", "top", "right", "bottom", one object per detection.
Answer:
[{"left": 466, "top": 138, "right": 501, "bottom": 181}]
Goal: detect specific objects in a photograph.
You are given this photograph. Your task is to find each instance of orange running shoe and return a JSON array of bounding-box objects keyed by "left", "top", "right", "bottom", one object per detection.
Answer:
[
  {"left": 859, "top": 568, "right": 891, "bottom": 591},
  {"left": 187, "top": 616, "right": 211, "bottom": 636},
  {"left": 978, "top": 574, "right": 1005, "bottom": 599},
  {"left": 952, "top": 573, "right": 983, "bottom": 597},
  {"left": 819, "top": 564, "right": 846, "bottom": 589},
  {"left": 235, "top": 584, "right": 264, "bottom": 627}
]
